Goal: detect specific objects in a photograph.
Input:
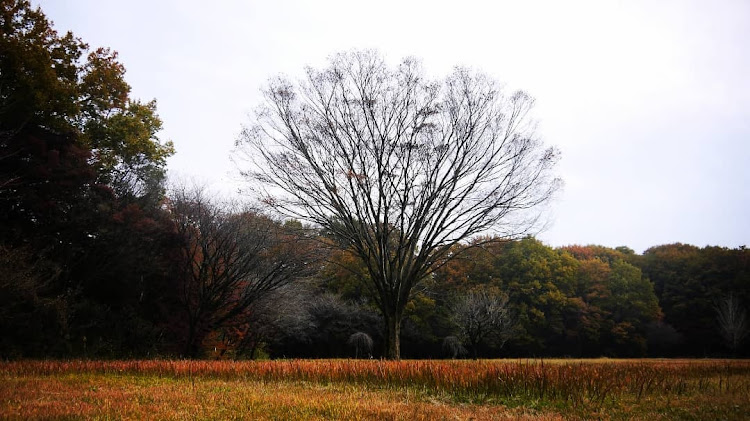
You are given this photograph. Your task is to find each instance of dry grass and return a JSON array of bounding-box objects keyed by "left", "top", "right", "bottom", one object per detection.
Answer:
[
  {"left": 1, "top": 359, "right": 748, "bottom": 420},
  {"left": 1, "top": 374, "right": 557, "bottom": 420}
]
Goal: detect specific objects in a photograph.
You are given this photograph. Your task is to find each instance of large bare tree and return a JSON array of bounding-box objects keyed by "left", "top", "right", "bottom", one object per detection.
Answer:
[{"left": 238, "top": 50, "right": 560, "bottom": 359}]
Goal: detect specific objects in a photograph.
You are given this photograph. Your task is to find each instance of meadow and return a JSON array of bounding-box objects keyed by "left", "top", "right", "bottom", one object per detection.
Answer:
[{"left": 2, "top": 359, "right": 749, "bottom": 420}]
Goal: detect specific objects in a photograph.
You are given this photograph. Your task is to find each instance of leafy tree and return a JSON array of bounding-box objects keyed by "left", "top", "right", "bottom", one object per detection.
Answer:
[
  {"left": 562, "top": 245, "right": 662, "bottom": 356},
  {"left": 400, "top": 287, "right": 456, "bottom": 358},
  {"left": 0, "top": 1, "right": 173, "bottom": 189},
  {"left": 490, "top": 238, "right": 580, "bottom": 355},
  {"left": 1, "top": 0, "right": 174, "bottom": 258},
  {"left": 318, "top": 246, "right": 375, "bottom": 302},
  {"left": 570, "top": 257, "right": 611, "bottom": 354},
  {"left": 320, "top": 243, "right": 454, "bottom": 358},
  {"left": 602, "top": 259, "right": 661, "bottom": 355},
  {"left": 1, "top": 0, "right": 175, "bottom": 357},
  {"left": 238, "top": 50, "right": 560, "bottom": 359},
  {"left": 1, "top": 0, "right": 84, "bottom": 135}
]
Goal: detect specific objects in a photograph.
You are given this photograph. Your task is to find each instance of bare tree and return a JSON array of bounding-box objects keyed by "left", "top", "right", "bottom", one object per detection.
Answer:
[
  {"left": 715, "top": 293, "right": 748, "bottom": 356},
  {"left": 169, "top": 186, "right": 315, "bottom": 357},
  {"left": 348, "top": 331, "right": 373, "bottom": 358},
  {"left": 222, "top": 283, "right": 316, "bottom": 359},
  {"left": 452, "top": 288, "right": 514, "bottom": 359},
  {"left": 442, "top": 335, "right": 466, "bottom": 359},
  {"left": 238, "top": 50, "right": 560, "bottom": 359}
]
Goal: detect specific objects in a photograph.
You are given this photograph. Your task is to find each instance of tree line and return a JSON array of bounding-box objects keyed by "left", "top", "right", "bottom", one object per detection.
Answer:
[
  {"left": 298, "top": 238, "right": 748, "bottom": 359},
  {"left": 1, "top": 0, "right": 747, "bottom": 360}
]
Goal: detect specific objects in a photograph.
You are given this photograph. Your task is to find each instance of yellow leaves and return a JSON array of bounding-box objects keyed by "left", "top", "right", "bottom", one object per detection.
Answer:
[
  {"left": 529, "top": 307, "right": 546, "bottom": 322},
  {"left": 87, "top": 99, "right": 173, "bottom": 167}
]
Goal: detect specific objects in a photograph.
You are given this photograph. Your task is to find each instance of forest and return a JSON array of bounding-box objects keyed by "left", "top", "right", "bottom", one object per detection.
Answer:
[{"left": 2, "top": 0, "right": 748, "bottom": 361}]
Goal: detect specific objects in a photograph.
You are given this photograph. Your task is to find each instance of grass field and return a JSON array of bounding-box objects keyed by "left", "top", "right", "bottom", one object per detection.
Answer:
[{"left": 2, "top": 359, "right": 748, "bottom": 420}]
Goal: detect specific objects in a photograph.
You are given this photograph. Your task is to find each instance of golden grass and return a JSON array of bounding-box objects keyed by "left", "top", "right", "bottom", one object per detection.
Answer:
[
  {"left": 1, "top": 374, "right": 559, "bottom": 420},
  {"left": 1, "top": 359, "right": 748, "bottom": 420}
]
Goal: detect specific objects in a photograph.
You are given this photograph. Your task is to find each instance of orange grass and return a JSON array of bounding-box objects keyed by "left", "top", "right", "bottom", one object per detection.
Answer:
[
  {"left": 0, "top": 374, "right": 557, "bottom": 420},
  {"left": 2, "top": 359, "right": 749, "bottom": 420}
]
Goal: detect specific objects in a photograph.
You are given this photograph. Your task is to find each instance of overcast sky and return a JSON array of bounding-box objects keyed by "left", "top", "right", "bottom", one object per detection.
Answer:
[{"left": 37, "top": 0, "right": 749, "bottom": 253}]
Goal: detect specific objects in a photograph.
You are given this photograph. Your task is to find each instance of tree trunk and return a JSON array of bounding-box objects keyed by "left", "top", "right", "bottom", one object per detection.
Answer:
[
  {"left": 185, "top": 318, "right": 202, "bottom": 358},
  {"left": 384, "top": 315, "right": 401, "bottom": 360},
  {"left": 185, "top": 337, "right": 199, "bottom": 359},
  {"left": 469, "top": 336, "right": 479, "bottom": 360}
]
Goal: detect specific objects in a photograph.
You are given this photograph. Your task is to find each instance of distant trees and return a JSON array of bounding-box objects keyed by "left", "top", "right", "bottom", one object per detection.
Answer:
[
  {"left": 442, "top": 336, "right": 465, "bottom": 359},
  {"left": 239, "top": 50, "right": 560, "bottom": 359},
  {"left": 246, "top": 240, "right": 750, "bottom": 359},
  {"left": 563, "top": 245, "right": 662, "bottom": 355},
  {"left": 451, "top": 287, "right": 514, "bottom": 358},
  {"left": 168, "top": 186, "right": 316, "bottom": 357},
  {"left": 348, "top": 332, "right": 373, "bottom": 358},
  {"left": 260, "top": 291, "right": 381, "bottom": 359},
  {"left": 603, "top": 260, "right": 662, "bottom": 355},
  {"left": 715, "top": 293, "right": 748, "bottom": 356},
  {"left": 201, "top": 284, "right": 316, "bottom": 359},
  {"left": 430, "top": 238, "right": 665, "bottom": 357},
  {"left": 0, "top": 244, "right": 64, "bottom": 357},
  {"left": 645, "top": 321, "right": 683, "bottom": 356},
  {"left": 489, "top": 238, "right": 582, "bottom": 355},
  {"left": 639, "top": 244, "right": 750, "bottom": 355}
]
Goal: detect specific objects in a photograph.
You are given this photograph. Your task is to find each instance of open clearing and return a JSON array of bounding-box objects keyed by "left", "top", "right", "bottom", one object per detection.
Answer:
[{"left": 1, "top": 359, "right": 748, "bottom": 420}]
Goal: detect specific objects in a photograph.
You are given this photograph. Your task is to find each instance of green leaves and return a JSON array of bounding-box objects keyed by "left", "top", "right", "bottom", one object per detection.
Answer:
[
  {"left": 1, "top": 0, "right": 174, "bottom": 193},
  {"left": 0, "top": 1, "right": 84, "bottom": 133},
  {"left": 84, "top": 99, "right": 174, "bottom": 184},
  {"left": 0, "top": 0, "right": 177, "bottom": 358}
]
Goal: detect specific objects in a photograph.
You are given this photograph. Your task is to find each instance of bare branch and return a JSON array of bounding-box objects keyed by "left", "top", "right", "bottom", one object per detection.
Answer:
[
  {"left": 168, "top": 184, "right": 317, "bottom": 357},
  {"left": 236, "top": 50, "right": 559, "bottom": 359}
]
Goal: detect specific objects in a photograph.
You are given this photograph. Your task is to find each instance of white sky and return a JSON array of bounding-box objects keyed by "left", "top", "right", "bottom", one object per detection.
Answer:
[{"left": 37, "top": 0, "right": 749, "bottom": 253}]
